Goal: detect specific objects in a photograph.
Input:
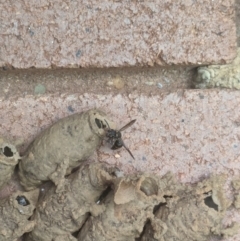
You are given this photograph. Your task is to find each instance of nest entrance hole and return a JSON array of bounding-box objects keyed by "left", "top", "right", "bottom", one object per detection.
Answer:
[
  {"left": 3, "top": 146, "right": 14, "bottom": 157},
  {"left": 204, "top": 195, "right": 218, "bottom": 211},
  {"left": 16, "top": 196, "right": 30, "bottom": 206}
]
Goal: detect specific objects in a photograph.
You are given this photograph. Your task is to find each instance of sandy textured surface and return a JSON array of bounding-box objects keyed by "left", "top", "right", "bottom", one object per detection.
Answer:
[{"left": 0, "top": 1, "right": 237, "bottom": 68}]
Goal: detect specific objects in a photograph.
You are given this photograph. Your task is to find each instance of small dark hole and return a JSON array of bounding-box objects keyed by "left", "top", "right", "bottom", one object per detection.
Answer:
[
  {"left": 16, "top": 196, "right": 30, "bottom": 206},
  {"left": 3, "top": 146, "right": 14, "bottom": 157},
  {"left": 96, "top": 186, "right": 112, "bottom": 204},
  {"left": 204, "top": 196, "right": 218, "bottom": 211},
  {"left": 153, "top": 202, "right": 167, "bottom": 214},
  {"left": 71, "top": 231, "right": 79, "bottom": 238},
  {"left": 95, "top": 118, "right": 102, "bottom": 128},
  {"left": 163, "top": 195, "right": 173, "bottom": 198},
  {"left": 95, "top": 118, "right": 106, "bottom": 129},
  {"left": 137, "top": 219, "right": 152, "bottom": 241}
]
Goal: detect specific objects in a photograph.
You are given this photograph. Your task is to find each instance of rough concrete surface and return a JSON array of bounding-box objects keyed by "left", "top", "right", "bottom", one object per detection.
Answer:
[{"left": 0, "top": 0, "right": 237, "bottom": 68}]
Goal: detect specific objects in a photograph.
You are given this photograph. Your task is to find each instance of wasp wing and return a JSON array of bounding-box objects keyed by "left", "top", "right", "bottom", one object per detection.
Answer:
[{"left": 119, "top": 119, "right": 136, "bottom": 132}]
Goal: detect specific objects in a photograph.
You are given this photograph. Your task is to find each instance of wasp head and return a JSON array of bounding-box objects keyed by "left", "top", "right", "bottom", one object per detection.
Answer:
[{"left": 104, "top": 119, "right": 136, "bottom": 159}]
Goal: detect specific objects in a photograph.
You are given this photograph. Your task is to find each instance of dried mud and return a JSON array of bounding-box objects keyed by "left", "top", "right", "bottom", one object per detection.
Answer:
[
  {"left": 1, "top": 166, "right": 238, "bottom": 241},
  {"left": 25, "top": 163, "right": 114, "bottom": 241},
  {"left": 0, "top": 189, "right": 39, "bottom": 241},
  {"left": 140, "top": 175, "right": 238, "bottom": 241},
  {"left": 232, "top": 179, "right": 240, "bottom": 209},
  {"left": 18, "top": 109, "right": 115, "bottom": 190},
  {"left": 78, "top": 174, "right": 238, "bottom": 241},
  {"left": 0, "top": 138, "right": 20, "bottom": 189},
  {"left": 194, "top": 48, "right": 240, "bottom": 89}
]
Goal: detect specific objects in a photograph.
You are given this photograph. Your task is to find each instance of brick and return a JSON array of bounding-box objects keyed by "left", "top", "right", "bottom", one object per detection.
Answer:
[
  {"left": 0, "top": 90, "right": 239, "bottom": 183},
  {"left": 0, "top": 1, "right": 237, "bottom": 68}
]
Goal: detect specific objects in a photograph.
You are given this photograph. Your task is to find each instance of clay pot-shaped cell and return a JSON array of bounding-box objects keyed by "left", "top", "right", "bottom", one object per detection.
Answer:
[
  {"left": 0, "top": 189, "right": 39, "bottom": 241},
  {"left": 25, "top": 163, "right": 114, "bottom": 241},
  {"left": 18, "top": 109, "right": 115, "bottom": 190},
  {"left": 78, "top": 175, "right": 165, "bottom": 241},
  {"left": 0, "top": 138, "right": 20, "bottom": 189}
]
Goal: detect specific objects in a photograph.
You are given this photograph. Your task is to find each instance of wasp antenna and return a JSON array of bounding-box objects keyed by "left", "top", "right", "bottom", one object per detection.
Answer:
[
  {"left": 122, "top": 142, "right": 135, "bottom": 160},
  {"left": 119, "top": 119, "right": 136, "bottom": 132}
]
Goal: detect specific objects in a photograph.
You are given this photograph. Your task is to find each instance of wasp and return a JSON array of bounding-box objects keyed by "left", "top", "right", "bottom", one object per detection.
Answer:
[{"left": 105, "top": 119, "right": 136, "bottom": 159}]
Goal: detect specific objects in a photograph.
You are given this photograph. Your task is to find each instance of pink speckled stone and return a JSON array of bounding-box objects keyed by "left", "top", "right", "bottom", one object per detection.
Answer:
[
  {"left": 0, "top": 91, "right": 239, "bottom": 182},
  {"left": 0, "top": 1, "right": 237, "bottom": 68}
]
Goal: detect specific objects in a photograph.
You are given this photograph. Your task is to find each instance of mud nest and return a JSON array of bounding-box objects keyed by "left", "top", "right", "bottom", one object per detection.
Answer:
[{"left": 0, "top": 109, "right": 238, "bottom": 241}]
